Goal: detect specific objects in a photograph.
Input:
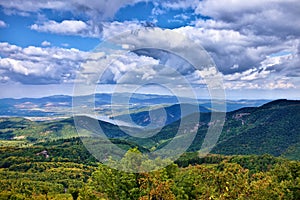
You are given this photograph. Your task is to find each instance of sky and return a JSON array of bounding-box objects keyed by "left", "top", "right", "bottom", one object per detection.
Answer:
[{"left": 0, "top": 0, "right": 299, "bottom": 99}]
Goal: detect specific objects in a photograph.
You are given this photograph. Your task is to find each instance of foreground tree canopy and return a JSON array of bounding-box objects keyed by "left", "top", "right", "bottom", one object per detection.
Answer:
[
  {"left": 81, "top": 149, "right": 300, "bottom": 200},
  {"left": 0, "top": 142, "right": 299, "bottom": 200}
]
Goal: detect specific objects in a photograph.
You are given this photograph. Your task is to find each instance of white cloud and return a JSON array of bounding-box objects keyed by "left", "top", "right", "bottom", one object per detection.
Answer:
[
  {"left": 174, "top": 14, "right": 190, "bottom": 21},
  {"left": 79, "top": 51, "right": 161, "bottom": 85},
  {"left": 0, "top": 58, "right": 30, "bottom": 75},
  {"left": 103, "top": 53, "right": 160, "bottom": 84},
  {"left": 0, "top": 0, "right": 66, "bottom": 12},
  {"left": 98, "top": 22, "right": 300, "bottom": 91},
  {"left": 230, "top": 64, "right": 239, "bottom": 70},
  {"left": 23, "top": 46, "right": 49, "bottom": 57},
  {"left": 0, "top": 20, "right": 7, "bottom": 28},
  {"left": 175, "top": 25, "right": 300, "bottom": 78},
  {"left": 76, "top": 26, "right": 226, "bottom": 98},
  {"left": 0, "top": 43, "right": 22, "bottom": 55},
  {"left": 195, "top": 0, "right": 300, "bottom": 37},
  {"left": 224, "top": 78, "right": 295, "bottom": 90},
  {"left": 189, "top": 0, "right": 300, "bottom": 87},
  {"left": 221, "top": 51, "right": 298, "bottom": 90},
  {"left": 0, "top": 42, "right": 89, "bottom": 84},
  {"left": 41, "top": 41, "right": 51, "bottom": 46},
  {"left": 0, "top": 75, "right": 9, "bottom": 82},
  {"left": 102, "top": 21, "right": 142, "bottom": 39},
  {"left": 1, "top": 0, "right": 300, "bottom": 94},
  {"left": 224, "top": 67, "right": 272, "bottom": 81},
  {"left": 61, "top": 43, "right": 69, "bottom": 47},
  {"left": 0, "top": 0, "right": 143, "bottom": 20},
  {"left": 31, "top": 20, "right": 101, "bottom": 38},
  {"left": 159, "top": 0, "right": 199, "bottom": 10},
  {"left": 195, "top": 19, "right": 233, "bottom": 30},
  {"left": 196, "top": 0, "right": 272, "bottom": 17}
]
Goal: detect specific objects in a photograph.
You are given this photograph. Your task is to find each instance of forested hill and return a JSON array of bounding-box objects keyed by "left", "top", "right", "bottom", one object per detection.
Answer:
[
  {"left": 0, "top": 99, "right": 299, "bottom": 160},
  {"left": 210, "top": 99, "right": 300, "bottom": 159}
]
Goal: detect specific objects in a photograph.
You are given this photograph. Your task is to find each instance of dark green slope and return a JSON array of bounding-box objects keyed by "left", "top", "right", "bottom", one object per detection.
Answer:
[
  {"left": 211, "top": 99, "right": 300, "bottom": 157},
  {"left": 152, "top": 99, "right": 300, "bottom": 159}
]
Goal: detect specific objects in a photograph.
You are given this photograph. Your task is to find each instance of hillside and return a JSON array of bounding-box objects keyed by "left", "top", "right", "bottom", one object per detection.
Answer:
[
  {"left": 113, "top": 103, "right": 210, "bottom": 127},
  {"left": 143, "top": 99, "right": 300, "bottom": 159},
  {"left": 211, "top": 99, "right": 300, "bottom": 157},
  {"left": 0, "top": 99, "right": 299, "bottom": 160}
]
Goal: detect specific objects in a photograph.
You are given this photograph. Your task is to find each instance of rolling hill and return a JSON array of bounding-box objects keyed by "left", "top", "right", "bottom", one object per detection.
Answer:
[
  {"left": 0, "top": 99, "right": 299, "bottom": 160},
  {"left": 211, "top": 99, "right": 300, "bottom": 158},
  {"left": 112, "top": 103, "right": 210, "bottom": 127}
]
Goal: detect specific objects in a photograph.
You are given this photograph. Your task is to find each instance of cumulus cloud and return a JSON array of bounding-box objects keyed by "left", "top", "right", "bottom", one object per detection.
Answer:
[
  {"left": 0, "top": 32, "right": 212, "bottom": 90},
  {"left": 0, "top": 0, "right": 66, "bottom": 12},
  {"left": 41, "top": 41, "right": 51, "bottom": 46},
  {"left": 1, "top": 0, "right": 146, "bottom": 39},
  {"left": 220, "top": 51, "right": 298, "bottom": 90},
  {"left": 0, "top": 0, "right": 199, "bottom": 18},
  {"left": 175, "top": 26, "right": 298, "bottom": 74},
  {"left": 0, "top": 75, "right": 9, "bottom": 82},
  {"left": 0, "top": 42, "right": 88, "bottom": 84},
  {"left": 185, "top": 0, "right": 300, "bottom": 90},
  {"left": 154, "top": 0, "right": 199, "bottom": 10},
  {"left": 224, "top": 67, "right": 272, "bottom": 81},
  {"left": 0, "top": 20, "right": 7, "bottom": 28},
  {"left": 79, "top": 49, "right": 193, "bottom": 87},
  {"left": 102, "top": 21, "right": 142, "bottom": 39},
  {"left": 224, "top": 78, "right": 295, "bottom": 90},
  {"left": 94, "top": 23, "right": 298, "bottom": 91},
  {"left": 99, "top": 53, "right": 160, "bottom": 84},
  {"left": 75, "top": 26, "right": 225, "bottom": 99},
  {"left": 31, "top": 20, "right": 101, "bottom": 38},
  {"left": 195, "top": 0, "right": 300, "bottom": 37},
  {"left": 0, "top": 0, "right": 143, "bottom": 20},
  {"left": 1, "top": 0, "right": 299, "bottom": 92}
]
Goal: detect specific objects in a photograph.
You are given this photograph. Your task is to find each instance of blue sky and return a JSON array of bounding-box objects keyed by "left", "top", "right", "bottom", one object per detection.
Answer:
[{"left": 0, "top": 0, "right": 299, "bottom": 99}]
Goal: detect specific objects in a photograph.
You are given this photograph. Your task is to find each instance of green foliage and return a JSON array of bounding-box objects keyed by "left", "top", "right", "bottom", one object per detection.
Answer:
[
  {"left": 0, "top": 143, "right": 299, "bottom": 199},
  {"left": 84, "top": 150, "right": 300, "bottom": 200},
  {"left": 80, "top": 148, "right": 176, "bottom": 199},
  {"left": 88, "top": 164, "right": 139, "bottom": 200},
  {"left": 0, "top": 138, "right": 96, "bottom": 199},
  {"left": 211, "top": 100, "right": 300, "bottom": 157},
  {"left": 281, "top": 142, "right": 300, "bottom": 160}
]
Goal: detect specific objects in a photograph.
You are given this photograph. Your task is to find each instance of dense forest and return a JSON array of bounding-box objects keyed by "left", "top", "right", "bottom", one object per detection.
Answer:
[{"left": 0, "top": 138, "right": 299, "bottom": 199}]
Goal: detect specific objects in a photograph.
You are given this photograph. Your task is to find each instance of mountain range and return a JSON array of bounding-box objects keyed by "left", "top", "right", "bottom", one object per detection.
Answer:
[
  {"left": 0, "top": 93, "right": 269, "bottom": 118},
  {"left": 0, "top": 99, "right": 299, "bottom": 160}
]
